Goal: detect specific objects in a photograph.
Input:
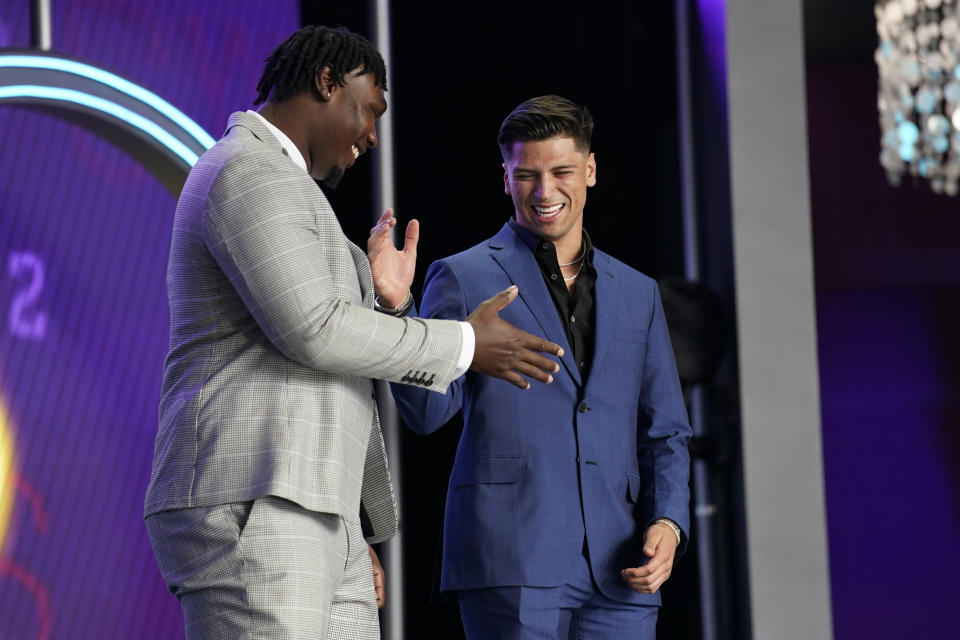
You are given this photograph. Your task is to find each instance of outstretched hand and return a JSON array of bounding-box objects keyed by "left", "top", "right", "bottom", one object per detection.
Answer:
[
  {"left": 367, "top": 208, "right": 418, "bottom": 308},
  {"left": 467, "top": 286, "right": 564, "bottom": 390}
]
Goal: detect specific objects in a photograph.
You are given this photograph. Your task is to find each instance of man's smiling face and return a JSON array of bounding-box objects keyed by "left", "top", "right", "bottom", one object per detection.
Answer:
[
  {"left": 311, "top": 69, "right": 386, "bottom": 187},
  {"left": 502, "top": 136, "right": 596, "bottom": 248}
]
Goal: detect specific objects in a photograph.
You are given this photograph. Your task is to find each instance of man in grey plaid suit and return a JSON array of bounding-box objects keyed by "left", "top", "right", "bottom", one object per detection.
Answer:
[{"left": 144, "top": 26, "right": 563, "bottom": 640}]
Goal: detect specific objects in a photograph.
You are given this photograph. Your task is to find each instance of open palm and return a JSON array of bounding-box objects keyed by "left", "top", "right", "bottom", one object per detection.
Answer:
[{"left": 367, "top": 209, "right": 418, "bottom": 308}]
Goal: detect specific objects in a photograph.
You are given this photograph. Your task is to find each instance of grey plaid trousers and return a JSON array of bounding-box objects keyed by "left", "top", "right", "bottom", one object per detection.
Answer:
[{"left": 147, "top": 496, "right": 379, "bottom": 639}]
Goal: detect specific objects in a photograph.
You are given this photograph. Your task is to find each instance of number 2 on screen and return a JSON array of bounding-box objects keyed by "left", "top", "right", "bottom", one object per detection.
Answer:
[{"left": 7, "top": 252, "right": 47, "bottom": 341}]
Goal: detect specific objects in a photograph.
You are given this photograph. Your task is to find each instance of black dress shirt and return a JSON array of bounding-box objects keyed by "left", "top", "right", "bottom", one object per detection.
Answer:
[{"left": 507, "top": 219, "right": 596, "bottom": 378}]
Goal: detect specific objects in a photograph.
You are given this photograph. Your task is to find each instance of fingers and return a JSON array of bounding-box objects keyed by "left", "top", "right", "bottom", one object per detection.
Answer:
[
  {"left": 519, "top": 350, "right": 561, "bottom": 376},
  {"left": 403, "top": 218, "right": 420, "bottom": 254},
  {"left": 621, "top": 530, "right": 676, "bottom": 593},
  {"left": 622, "top": 553, "right": 673, "bottom": 590},
  {"left": 488, "top": 285, "right": 519, "bottom": 312},
  {"left": 516, "top": 360, "right": 554, "bottom": 385},
  {"left": 373, "top": 573, "right": 385, "bottom": 608},
  {"left": 495, "top": 356, "right": 560, "bottom": 389},
  {"left": 621, "top": 563, "right": 672, "bottom": 593},
  {"left": 502, "top": 371, "right": 532, "bottom": 390},
  {"left": 643, "top": 528, "right": 664, "bottom": 557},
  {"left": 369, "top": 545, "right": 385, "bottom": 608},
  {"left": 370, "top": 209, "right": 397, "bottom": 237},
  {"left": 370, "top": 218, "right": 397, "bottom": 236},
  {"left": 638, "top": 551, "right": 671, "bottom": 575},
  {"left": 477, "top": 290, "right": 561, "bottom": 358},
  {"left": 467, "top": 286, "right": 570, "bottom": 388},
  {"left": 483, "top": 350, "right": 561, "bottom": 389},
  {"left": 367, "top": 220, "right": 396, "bottom": 253},
  {"left": 367, "top": 211, "right": 398, "bottom": 254},
  {"left": 519, "top": 333, "right": 564, "bottom": 358},
  {"left": 491, "top": 328, "right": 562, "bottom": 385}
]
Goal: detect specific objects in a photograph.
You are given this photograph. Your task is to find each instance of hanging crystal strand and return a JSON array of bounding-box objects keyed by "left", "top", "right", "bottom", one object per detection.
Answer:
[
  {"left": 940, "top": 0, "right": 960, "bottom": 194},
  {"left": 876, "top": 0, "right": 960, "bottom": 195}
]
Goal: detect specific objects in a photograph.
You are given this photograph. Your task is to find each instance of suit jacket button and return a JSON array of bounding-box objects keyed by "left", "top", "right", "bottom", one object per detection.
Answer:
[{"left": 578, "top": 402, "right": 588, "bottom": 413}]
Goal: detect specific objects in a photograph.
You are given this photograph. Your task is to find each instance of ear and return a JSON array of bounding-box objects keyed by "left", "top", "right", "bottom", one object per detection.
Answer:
[
  {"left": 585, "top": 152, "right": 597, "bottom": 187},
  {"left": 315, "top": 65, "right": 335, "bottom": 101},
  {"left": 503, "top": 163, "right": 510, "bottom": 195}
]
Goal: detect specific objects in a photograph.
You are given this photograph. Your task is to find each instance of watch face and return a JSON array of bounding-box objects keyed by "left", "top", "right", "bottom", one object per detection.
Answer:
[{"left": 0, "top": 3, "right": 300, "bottom": 637}]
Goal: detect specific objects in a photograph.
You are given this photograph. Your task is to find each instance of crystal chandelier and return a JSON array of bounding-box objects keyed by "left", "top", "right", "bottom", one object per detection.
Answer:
[{"left": 876, "top": 0, "right": 960, "bottom": 195}]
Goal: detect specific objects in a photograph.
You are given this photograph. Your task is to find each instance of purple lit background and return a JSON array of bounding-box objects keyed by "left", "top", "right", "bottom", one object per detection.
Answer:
[
  {"left": 806, "top": 55, "right": 960, "bottom": 638},
  {"left": 0, "top": 2, "right": 297, "bottom": 637}
]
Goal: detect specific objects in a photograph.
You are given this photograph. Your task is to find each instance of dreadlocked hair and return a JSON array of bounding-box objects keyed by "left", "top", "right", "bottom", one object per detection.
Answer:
[
  {"left": 498, "top": 95, "right": 594, "bottom": 158},
  {"left": 254, "top": 25, "right": 387, "bottom": 105}
]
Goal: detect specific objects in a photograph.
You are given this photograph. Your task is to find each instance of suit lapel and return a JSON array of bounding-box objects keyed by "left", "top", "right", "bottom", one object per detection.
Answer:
[
  {"left": 585, "top": 252, "right": 617, "bottom": 389},
  {"left": 489, "top": 225, "right": 582, "bottom": 386},
  {"left": 347, "top": 240, "right": 375, "bottom": 308}
]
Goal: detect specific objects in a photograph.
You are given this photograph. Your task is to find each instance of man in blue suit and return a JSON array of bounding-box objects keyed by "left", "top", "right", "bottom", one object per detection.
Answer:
[{"left": 387, "top": 95, "right": 692, "bottom": 638}]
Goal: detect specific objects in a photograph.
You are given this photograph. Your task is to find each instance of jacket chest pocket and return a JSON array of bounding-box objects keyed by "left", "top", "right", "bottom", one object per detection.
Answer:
[
  {"left": 450, "top": 456, "right": 525, "bottom": 487},
  {"left": 607, "top": 327, "right": 647, "bottom": 377}
]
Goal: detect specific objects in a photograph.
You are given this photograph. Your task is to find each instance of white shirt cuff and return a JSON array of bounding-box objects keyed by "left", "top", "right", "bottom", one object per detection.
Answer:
[{"left": 454, "top": 321, "right": 474, "bottom": 377}]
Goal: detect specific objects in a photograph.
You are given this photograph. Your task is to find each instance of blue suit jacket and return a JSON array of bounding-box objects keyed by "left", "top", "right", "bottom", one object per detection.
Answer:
[{"left": 391, "top": 223, "right": 691, "bottom": 605}]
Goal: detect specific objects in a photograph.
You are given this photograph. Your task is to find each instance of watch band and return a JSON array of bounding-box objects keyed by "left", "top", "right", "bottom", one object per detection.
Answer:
[
  {"left": 374, "top": 291, "right": 413, "bottom": 316},
  {"left": 653, "top": 518, "right": 682, "bottom": 546}
]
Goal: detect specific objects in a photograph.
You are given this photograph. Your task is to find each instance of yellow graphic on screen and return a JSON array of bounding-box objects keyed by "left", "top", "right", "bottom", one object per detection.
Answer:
[{"left": 0, "top": 397, "right": 14, "bottom": 555}]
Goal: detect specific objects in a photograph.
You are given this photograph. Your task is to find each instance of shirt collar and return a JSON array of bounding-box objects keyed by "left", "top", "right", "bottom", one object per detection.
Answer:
[
  {"left": 507, "top": 218, "right": 594, "bottom": 262},
  {"left": 246, "top": 110, "right": 307, "bottom": 173}
]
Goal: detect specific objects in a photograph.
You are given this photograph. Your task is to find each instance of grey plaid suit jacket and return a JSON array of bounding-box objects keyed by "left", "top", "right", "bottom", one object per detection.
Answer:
[{"left": 145, "top": 111, "right": 463, "bottom": 543}]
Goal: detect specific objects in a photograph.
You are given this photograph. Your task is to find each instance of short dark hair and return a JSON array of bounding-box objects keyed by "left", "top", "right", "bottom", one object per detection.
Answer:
[
  {"left": 254, "top": 25, "right": 387, "bottom": 105},
  {"left": 498, "top": 95, "right": 594, "bottom": 158}
]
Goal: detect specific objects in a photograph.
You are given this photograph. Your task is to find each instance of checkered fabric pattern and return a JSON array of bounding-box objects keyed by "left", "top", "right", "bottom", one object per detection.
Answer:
[
  {"left": 145, "top": 111, "right": 463, "bottom": 544},
  {"left": 146, "top": 496, "right": 380, "bottom": 639}
]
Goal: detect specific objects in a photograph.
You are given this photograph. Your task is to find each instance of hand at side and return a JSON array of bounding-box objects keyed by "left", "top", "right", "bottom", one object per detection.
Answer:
[
  {"left": 369, "top": 544, "right": 385, "bottom": 609},
  {"left": 620, "top": 522, "right": 678, "bottom": 593}
]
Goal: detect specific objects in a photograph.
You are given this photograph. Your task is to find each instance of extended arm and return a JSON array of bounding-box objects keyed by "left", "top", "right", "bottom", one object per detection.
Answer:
[
  {"left": 202, "top": 153, "right": 462, "bottom": 388},
  {"left": 368, "top": 210, "right": 562, "bottom": 393},
  {"left": 389, "top": 260, "right": 471, "bottom": 434}
]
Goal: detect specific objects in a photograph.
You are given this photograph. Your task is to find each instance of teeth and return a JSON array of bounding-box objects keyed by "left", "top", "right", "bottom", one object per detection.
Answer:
[
  {"left": 352, "top": 145, "right": 360, "bottom": 159},
  {"left": 533, "top": 203, "right": 563, "bottom": 219}
]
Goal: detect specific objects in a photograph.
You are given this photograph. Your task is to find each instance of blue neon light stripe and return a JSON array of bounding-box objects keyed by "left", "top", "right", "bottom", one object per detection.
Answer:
[
  {"left": 0, "top": 85, "right": 200, "bottom": 166},
  {"left": 0, "top": 54, "right": 216, "bottom": 150}
]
